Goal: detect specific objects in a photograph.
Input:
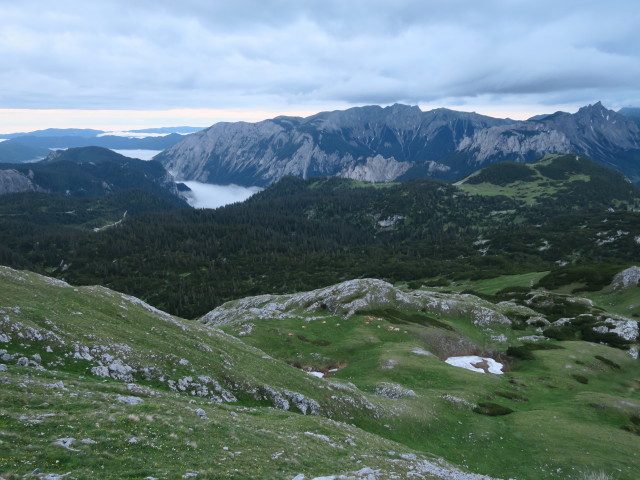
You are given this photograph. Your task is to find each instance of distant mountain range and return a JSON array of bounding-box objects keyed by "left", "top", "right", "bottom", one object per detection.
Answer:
[
  {"left": 156, "top": 102, "right": 640, "bottom": 186},
  {"left": 0, "top": 127, "right": 203, "bottom": 163},
  {"left": 0, "top": 146, "right": 188, "bottom": 206}
]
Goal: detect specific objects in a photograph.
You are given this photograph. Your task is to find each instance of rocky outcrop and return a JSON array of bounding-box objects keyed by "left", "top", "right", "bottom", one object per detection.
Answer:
[
  {"left": 200, "top": 278, "right": 516, "bottom": 328},
  {"left": 338, "top": 154, "right": 413, "bottom": 182},
  {"left": 0, "top": 169, "right": 38, "bottom": 194},
  {"left": 612, "top": 266, "right": 640, "bottom": 290},
  {"left": 156, "top": 102, "right": 640, "bottom": 187},
  {"left": 200, "top": 279, "right": 422, "bottom": 324}
]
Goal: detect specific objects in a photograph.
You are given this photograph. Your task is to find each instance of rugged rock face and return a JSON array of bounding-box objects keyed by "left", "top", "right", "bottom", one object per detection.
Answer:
[
  {"left": 156, "top": 102, "right": 640, "bottom": 186},
  {"left": 0, "top": 169, "right": 38, "bottom": 194},
  {"left": 458, "top": 102, "right": 640, "bottom": 166},
  {"left": 155, "top": 104, "right": 507, "bottom": 186},
  {"left": 612, "top": 266, "right": 640, "bottom": 290}
]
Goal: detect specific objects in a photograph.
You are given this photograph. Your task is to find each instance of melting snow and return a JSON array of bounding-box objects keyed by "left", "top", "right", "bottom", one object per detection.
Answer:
[{"left": 445, "top": 356, "right": 504, "bottom": 374}]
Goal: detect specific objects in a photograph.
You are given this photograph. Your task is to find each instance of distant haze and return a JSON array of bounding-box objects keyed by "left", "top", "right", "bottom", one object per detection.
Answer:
[
  {"left": 111, "top": 149, "right": 163, "bottom": 160},
  {"left": 183, "top": 181, "right": 261, "bottom": 209},
  {"left": 110, "top": 150, "right": 262, "bottom": 207}
]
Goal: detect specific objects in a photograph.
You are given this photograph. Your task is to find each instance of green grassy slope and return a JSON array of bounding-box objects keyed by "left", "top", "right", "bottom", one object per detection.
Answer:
[
  {"left": 1, "top": 266, "right": 513, "bottom": 480},
  {"left": 2, "top": 266, "right": 639, "bottom": 479},
  {"left": 457, "top": 154, "right": 640, "bottom": 210},
  {"left": 205, "top": 275, "right": 640, "bottom": 480}
]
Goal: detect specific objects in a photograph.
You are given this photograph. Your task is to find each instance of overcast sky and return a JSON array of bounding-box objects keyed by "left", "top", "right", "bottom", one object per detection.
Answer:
[{"left": 1, "top": 0, "right": 639, "bottom": 132}]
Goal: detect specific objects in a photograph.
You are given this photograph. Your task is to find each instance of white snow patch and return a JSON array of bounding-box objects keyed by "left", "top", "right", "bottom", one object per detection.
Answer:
[
  {"left": 445, "top": 356, "right": 504, "bottom": 374},
  {"left": 307, "top": 371, "right": 324, "bottom": 378}
]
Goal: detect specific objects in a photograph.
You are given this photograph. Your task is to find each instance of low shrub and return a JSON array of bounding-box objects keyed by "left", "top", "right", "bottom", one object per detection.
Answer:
[
  {"left": 507, "top": 342, "right": 564, "bottom": 360},
  {"left": 571, "top": 374, "right": 589, "bottom": 384},
  {"left": 536, "top": 264, "right": 622, "bottom": 292},
  {"left": 465, "top": 162, "right": 536, "bottom": 186},
  {"left": 594, "top": 355, "right": 621, "bottom": 370},
  {"left": 473, "top": 402, "right": 514, "bottom": 416},
  {"left": 495, "top": 390, "right": 528, "bottom": 402}
]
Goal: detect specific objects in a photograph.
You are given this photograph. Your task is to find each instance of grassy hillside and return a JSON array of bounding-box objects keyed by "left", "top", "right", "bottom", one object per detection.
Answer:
[
  {"left": 1, "top": 266, "right": 485, "bottom": 480},
  {"left": 2, "top": 267, "right": 639, "bottom": 479},
  {"left": 204, "top": 275, "right": 640, "bottom": 480},
  {"left": 457, "top": 154, "right": 640, "bottom": 209},
  {"left": 2, "top": 262, "right": 639, "bottom": 479}
]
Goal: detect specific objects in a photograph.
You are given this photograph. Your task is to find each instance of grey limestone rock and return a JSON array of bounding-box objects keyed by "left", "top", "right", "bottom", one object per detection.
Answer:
[
  {"left": 53, "top": 437, "right": 78, "bottom": 451},
  {"left": 0, "top": 169, "right": 38, "bottom": 195},
  {"left": 374, "top": 382, "right": 417, "bottom": 400},
  {"left": 91, "top": 365, "right": 109, "bottom": 377},
  {"left": 108, "top": 362, "right": 135, "bottom": 382},
  {"left": 167, "top": 375, "right": 237, "bottom": 403},
  {"left": 284, "top": 390, "right": 321, "bottom": 415},
  {"left": 612, "top": 266, "right": 640, "bottom": 290},
  {"left": 116, "top": 395, "right": 144, "bottom": 405}
]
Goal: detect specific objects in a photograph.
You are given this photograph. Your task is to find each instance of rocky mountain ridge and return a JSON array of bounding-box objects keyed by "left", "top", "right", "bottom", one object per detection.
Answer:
[
  {"left": 155, "top": 104, "right": 511, "bottom": 186},
  {"left": 156, "top": 102, "right": 640, "bottom": 186}
]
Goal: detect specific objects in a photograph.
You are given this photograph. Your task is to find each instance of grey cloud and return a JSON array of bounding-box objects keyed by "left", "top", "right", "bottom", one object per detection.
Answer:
[{"left": 1, "top": 0, "right": 639, "bottom": 111}]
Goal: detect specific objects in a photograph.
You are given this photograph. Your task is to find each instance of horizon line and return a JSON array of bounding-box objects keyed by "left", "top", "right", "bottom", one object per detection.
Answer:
[{"left": 0, "top": 103, "right": 598, "bottom": 134}]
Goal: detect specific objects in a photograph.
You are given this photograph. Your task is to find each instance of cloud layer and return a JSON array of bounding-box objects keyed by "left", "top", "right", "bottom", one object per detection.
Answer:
[
  {"left": 183, "top": 181, "right": 261, "bottom": 209},
  {"left": 1, "top": 0, "right": 639, "bottom": 115}
]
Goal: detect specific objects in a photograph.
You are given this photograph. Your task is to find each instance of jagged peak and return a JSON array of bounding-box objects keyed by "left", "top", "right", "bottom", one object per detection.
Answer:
[
  {"left": 576, "top": 100, "right": 612, "bottom": 116},
  {"left": 385, "top": 103, "right": 422, "bottom": 113}
]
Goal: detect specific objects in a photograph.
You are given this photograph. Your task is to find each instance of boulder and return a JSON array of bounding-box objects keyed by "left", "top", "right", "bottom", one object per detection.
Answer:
[{"left": 612, "top": 266, "right": 640, "bottom": 290}]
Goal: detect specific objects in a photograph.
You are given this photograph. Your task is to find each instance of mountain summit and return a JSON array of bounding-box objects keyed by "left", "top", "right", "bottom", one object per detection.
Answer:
[
  {"left": 154, "top": 104, "right": 510, "bottom": 186},
  {"left": 156, "top": 103, "right": 640, "bottom": 186}
]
